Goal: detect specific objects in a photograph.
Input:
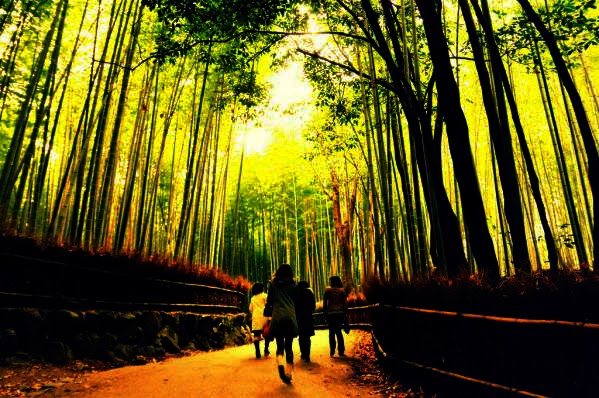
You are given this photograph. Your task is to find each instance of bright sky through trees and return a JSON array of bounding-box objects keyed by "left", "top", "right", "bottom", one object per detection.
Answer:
[{"left": 238, "top": 62, "right": 313, "bottom": 155}]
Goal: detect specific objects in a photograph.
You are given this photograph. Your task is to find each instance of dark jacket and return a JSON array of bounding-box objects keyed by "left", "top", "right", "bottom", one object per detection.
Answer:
[
  {"left": 323, "top": 286, "right": 347, "bottom": 316},
  {"left": 266, "top": 277, "right": 299, "bottom": 338},
  {"left": 296, "top": 286, "right": 316, "bottom": 336}
]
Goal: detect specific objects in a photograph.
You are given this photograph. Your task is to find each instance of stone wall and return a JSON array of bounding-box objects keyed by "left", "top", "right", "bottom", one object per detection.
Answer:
[{"left": 0, "top": 308, "right": 253, "bottom": 364}]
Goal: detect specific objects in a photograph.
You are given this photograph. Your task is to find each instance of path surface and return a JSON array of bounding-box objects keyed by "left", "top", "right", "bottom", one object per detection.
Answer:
[{"left": 40, "top": 330, "right": 381, "bottom": 398}]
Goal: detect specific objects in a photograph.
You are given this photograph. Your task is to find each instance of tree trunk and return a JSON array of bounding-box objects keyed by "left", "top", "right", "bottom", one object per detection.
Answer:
[
  {"left": 330, "top": 169, "right": 357, "bottom": 292},
  {"left": 415, "top": 0, "right": 500, "bottom": 279},
  {"left": 461, "top": 0, "right": 531, "bottom": 273}
]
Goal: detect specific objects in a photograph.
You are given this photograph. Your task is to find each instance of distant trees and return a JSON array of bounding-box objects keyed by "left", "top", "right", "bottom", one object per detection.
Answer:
[{"left": 0, "top": 0, "right": 257, "bottom": 270}]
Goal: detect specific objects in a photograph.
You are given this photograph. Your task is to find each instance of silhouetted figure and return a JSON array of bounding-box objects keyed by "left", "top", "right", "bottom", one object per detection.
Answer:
[
  {"left": 249, "top": 282, "right": 270, "bottom": 358},
  {"left": 296, "top": 280, "right": 316, "bottom": 362},
  {"left": 323, "top": 276, "right": 347, "bottom": 356},
  {"left": 266, "top": 263, "right": 298, "bottom": 384}
]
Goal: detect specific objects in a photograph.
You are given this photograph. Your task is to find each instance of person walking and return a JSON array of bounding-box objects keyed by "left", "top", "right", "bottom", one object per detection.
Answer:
[
  {"left": 296, "top": 280, "right": 316, "bottom": 362},
  {"left": 248, "top": 282, "right": 270, "bottom": 358},
  {"left": 265, "top": 263, "right": 299, "bottom": 384},
  {"left": 323, "top": 276, "right": 348, "bottom": 357}
]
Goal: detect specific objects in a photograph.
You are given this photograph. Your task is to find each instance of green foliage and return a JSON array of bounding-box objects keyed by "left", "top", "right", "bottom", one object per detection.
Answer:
[
  {"left": 303, "top": 55, "right": 362, "bottom": 121},
  {"left": 302, "top": 54, "right": 363, "bottom": 161},
  {"left": 142, "top": 0, "right": 298, "bottom": 63},
  {"left": 548, "top": 0, "right": 599, "bottom": 54},
  {"left": 225, "top": 69, "right": 267, "bottom": 108},
  {"left": 495, "top": 0, "right": 599, "bottom": 68},
  {"left": 304, "top": 123, "right": 360, "bottom": 159},
  {"left": 2, "top": 0, "right": 54, "bottom": 20}
]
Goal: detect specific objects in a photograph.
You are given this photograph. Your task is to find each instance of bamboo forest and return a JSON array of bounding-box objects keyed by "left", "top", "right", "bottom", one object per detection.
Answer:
[
  {"left": 2, "top": 0, "right": 599, "bottom": 396},
  {"left": 0, "top": 0, "right": 598, "bottom": 297}
]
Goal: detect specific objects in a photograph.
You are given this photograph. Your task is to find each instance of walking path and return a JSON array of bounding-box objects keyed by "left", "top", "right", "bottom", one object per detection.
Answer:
[{"left": 40, "top": 330, "right": 382, "bottom": 397}]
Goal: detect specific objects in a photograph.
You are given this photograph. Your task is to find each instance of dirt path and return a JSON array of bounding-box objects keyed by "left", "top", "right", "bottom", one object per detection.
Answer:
[{"left": 34, "top": 330, "right": 383, "bottom": 398}]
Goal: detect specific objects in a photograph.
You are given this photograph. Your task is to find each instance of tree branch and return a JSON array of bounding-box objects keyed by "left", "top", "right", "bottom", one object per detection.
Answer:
[{"left": 296, "top": 47, "right": 395, "bottom": 93}]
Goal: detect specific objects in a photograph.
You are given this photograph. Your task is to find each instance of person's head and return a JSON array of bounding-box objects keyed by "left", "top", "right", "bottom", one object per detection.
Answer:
[
  {"left": 251, "top": 282, "right": 264, "bottom": 296},
  {"left": 298, "top": 280, "right": 309, "bottom": 289},
  {"left": 275, "top": 263, "right": 294, "bottom": 280},
  {"left": 329, "top": 275, "right": 343, "bottom": 288}
]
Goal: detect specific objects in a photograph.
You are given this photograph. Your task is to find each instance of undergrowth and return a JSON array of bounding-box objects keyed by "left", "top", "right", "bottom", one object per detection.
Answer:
[
  {"left": 363, "top": 270, "right": 599, "bottom": 322},
  {"left": 0, "top": 232, "right": 251, "bottom": 293}
]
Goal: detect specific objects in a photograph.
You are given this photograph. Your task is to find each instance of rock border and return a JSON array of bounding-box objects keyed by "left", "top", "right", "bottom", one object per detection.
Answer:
[{"left": 0, "top": 308, "right": 253, "bottom": 364}]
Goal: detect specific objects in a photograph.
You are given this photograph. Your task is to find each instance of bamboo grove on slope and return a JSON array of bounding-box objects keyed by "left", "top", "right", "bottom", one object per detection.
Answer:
[{"left": 0, "top": 0, "right": 597, "bottom": 296}]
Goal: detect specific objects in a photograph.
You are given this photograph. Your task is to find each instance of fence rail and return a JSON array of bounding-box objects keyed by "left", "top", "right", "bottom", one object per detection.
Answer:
[
  {"left": 377, "top": 303, "right": 599, "bottom": 329},
  {"left": 0, "top": 291, "right": 242, "bottom": 314},
  {"left": 313, "top": 305, "right": 372, "bottom": 329}
]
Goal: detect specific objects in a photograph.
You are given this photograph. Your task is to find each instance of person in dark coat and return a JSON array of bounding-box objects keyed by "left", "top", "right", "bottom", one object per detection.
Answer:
[
  {"left": 266, "top": 263, "right": 298, "bottom": 384},
  {"left": 296, "top": 280, "right": 316, "bottom": 362},
  {"left": 323, "top": 275, "right": 348, "bottom": 356}
]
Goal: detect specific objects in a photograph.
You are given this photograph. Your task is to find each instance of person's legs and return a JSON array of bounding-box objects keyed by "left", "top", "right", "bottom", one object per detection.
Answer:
[
  {"left": 328, "top": 326, "right": 336, "bottom": 356},
  {"left": 275, "top": 336, "right": 285, "bottom": 358},
  {"left": 336, "top": 328, "right": 345, "bottom": 355},
  {"left": 254, "top": 340, "right": 261, "bottom": 358},
  {"left": 299, "top": 334, "right": 311, "bottom": 361},
  {"left": 284, "top": 336, "right": 295, "bottom": 380},
  {"left": 298, "top": 335, "right": 304, "bottom": 358},
  {"left": 298, "top": 334, "right": 306, "bottom": 359},
  {"left": 275, "top": 336, "right": 290, "bottom": 383},
  {"left": 284, "top": 336, "right": 294, "bottom": 364},
  {"left": 329, "top": 313, "right": 344, "bottom": 356},
  {"left": 253, "top": 331, "right": 262, "bottom": 358},
  {"left": 264, "top": 337, "right": 271, "bottom": 356}
]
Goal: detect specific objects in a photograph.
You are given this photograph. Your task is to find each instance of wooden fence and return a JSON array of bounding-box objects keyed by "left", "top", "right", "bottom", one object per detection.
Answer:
[{"left": 315, "top": 303, "right": 598, "bottom": 397}]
